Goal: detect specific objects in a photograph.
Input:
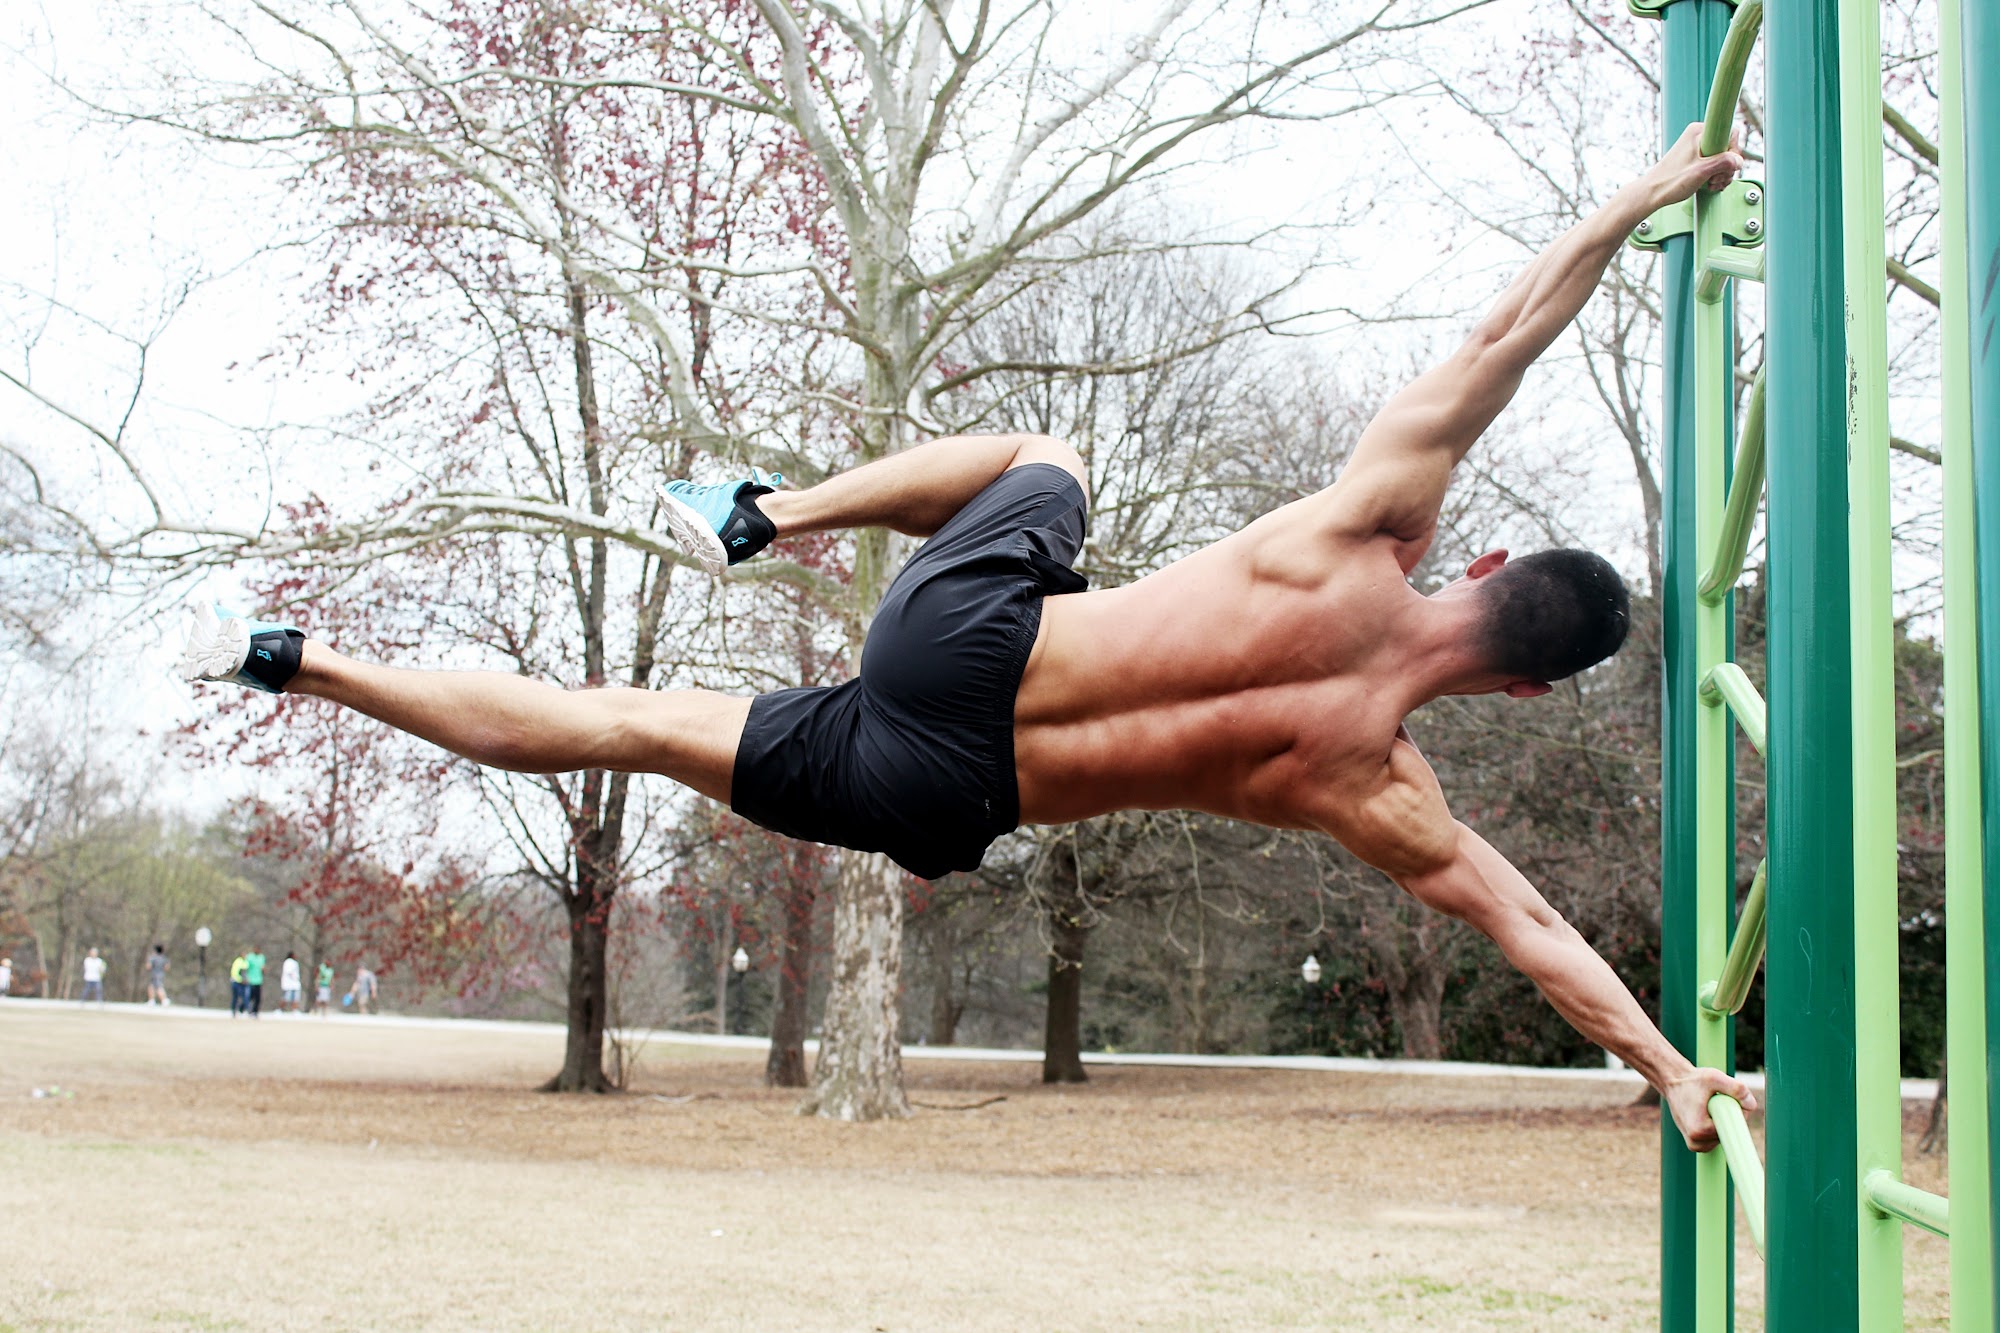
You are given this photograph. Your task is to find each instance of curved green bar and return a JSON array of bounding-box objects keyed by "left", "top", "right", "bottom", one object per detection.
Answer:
[
  {"left": 1709, "top": 1092, "right": 1766, "bottom": 1258},
  {"left": 1701, "top": 858, "right": 1768, "bottom": 1017},
  {"left": 1700, "top": 0, "right": 1764, "bottom": 156},
  {"left": 1698, "top": 369, "right": 1768, "bottom": 606},
  {"left": 1696, "top": 245, "right": 1767, "bottom": 305},
  {"left": 1863, "top": 1169, "right": 1951, "bottom": 1239},
  {"left": 1698, "top": 662, "right": 1767, "bottom": 754}
]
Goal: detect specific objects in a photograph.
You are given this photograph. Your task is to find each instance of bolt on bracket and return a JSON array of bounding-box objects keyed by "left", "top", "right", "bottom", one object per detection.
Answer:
[{"left": 1629, "top": 178, "right": 1766, "bottom": 253}]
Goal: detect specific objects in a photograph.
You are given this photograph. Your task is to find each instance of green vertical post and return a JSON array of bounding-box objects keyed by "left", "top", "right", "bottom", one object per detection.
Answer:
[
  {"left": 1835, "top": 0, "right": 1903, "bottom": 1324},
  {"left": 1763, "top": 0, "right": 1862, "bottom": 1327},
  {"left": 1658, "top": 3, "right": 1738, "bottom": 1330},
  {"left": 1941, "top": 0, "right": 1995, "bottom": 1322},
  {"left": 1967, "top": 0, "right": 2000, "bottom": 1314}
]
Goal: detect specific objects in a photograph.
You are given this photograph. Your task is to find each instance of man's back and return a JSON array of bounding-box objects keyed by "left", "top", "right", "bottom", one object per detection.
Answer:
[{"left": 1017, "top": 505, "right": 1419, "bottom": 835}]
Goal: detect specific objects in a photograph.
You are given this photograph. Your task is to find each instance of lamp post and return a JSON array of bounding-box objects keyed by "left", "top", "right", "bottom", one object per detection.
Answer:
[
  {"left": 1300, "top": 953, "right": 1322, "bottom": 1055},
  {"left": 194, "top": 927, "right": 213, "bottom": 1008}
]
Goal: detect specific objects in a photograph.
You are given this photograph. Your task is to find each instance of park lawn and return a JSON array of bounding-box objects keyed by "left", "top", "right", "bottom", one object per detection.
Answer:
[{"left": 0, "top": 1007, "right": 1950, "bottom": 1331}]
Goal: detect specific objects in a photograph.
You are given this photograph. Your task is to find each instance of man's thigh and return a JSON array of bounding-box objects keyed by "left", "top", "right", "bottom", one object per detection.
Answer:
[{"left": 595, "top": 689, "right": 752, "bottom": 806}]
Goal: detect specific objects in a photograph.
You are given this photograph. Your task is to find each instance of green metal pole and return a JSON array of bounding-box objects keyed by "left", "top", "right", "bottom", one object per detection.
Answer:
[
  {"left": 1966, "top": 0, "right": 2000, "bottom": 1317},
  {"left": 1940, "top": 0, "right": 1995, "bottom": 1322},
  {"left": 1836, "top": 0, "right": 1902, "bottom": 1324},
  {"left": 1763, "top": 0, "right": 1862, "bottom": 1327},
  {"left": 1659, "top": 5, "right": 1738, "bottom": 1330}
]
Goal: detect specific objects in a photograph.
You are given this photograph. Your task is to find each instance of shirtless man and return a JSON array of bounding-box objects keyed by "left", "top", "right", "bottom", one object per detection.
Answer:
[{"left": 181, "top": 124, "right": 1752, "bottom": 1150}]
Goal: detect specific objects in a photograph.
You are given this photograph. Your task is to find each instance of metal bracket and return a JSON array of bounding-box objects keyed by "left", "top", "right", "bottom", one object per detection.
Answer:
[
  {"left": 1630, "top": 199, "right": 1693, "bottom": 250},
  {"left": 1629, "top": 178, "right": 1766, "bottom": 252},
  {"left": 1629, "top": 0, "right": 1736, "bottom": 19}
]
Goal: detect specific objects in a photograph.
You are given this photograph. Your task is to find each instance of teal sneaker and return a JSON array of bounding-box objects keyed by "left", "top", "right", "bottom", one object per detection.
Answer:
[
  {"left": 178, "top": 601, "right": 306, "bottom": 694},
  {"left": 659, "top": 467, "right": 782, "bottom": 575}
]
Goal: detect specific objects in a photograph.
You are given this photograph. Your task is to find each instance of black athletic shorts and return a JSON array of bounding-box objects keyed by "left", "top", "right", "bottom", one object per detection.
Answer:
[{"left": 731, "top": 463, "right": 1089, "bottom": 879}]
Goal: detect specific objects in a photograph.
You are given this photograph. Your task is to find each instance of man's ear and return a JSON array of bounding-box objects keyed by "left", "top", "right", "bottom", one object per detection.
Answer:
[
  {"left": 1467, "top": 549, "right": 1510, "bottom": 579},
  {"left": 1503, "top": 680, "right": 1552, "bottom": 699}
]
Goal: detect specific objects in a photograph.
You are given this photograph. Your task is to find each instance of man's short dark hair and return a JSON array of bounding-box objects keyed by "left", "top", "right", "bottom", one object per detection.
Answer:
[{"left": 1476, "top": 549, "right": 1631, "bottom": 683}]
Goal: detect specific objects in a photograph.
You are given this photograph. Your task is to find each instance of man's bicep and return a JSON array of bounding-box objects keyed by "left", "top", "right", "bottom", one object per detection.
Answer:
[{"left": 1335, "top": 342, "right": 1524, "bottom": 536}]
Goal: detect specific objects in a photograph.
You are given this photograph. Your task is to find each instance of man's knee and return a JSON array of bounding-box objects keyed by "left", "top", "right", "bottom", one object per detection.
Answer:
[{"left": 1009, "top": 435, "right": 1087, "bottom": 492}]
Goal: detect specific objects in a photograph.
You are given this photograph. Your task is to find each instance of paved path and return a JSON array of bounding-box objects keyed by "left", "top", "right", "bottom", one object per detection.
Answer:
[{"left": 0, "top": 996, "right": 1938, "bottom": 1099}]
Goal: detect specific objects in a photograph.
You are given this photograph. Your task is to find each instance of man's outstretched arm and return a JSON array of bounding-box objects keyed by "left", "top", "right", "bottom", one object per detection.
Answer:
[
  {"left": 1327, "top": 744, "right": 1751, "bottom": 1149},
  {"left": 1397, "top": 820, "right": 1753, "bottom": 1151},
  {"left": 1326, "top": 123, "right": 1745, "bottom": 563}
]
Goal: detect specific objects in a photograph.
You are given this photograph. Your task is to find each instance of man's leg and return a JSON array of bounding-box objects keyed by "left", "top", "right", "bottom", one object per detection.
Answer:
[
  {"left": 288, "top": 644, "right": 749, "bottom": 804},
  {"left": 758, "top": 433, "right": 1085, "bottom": 540}
]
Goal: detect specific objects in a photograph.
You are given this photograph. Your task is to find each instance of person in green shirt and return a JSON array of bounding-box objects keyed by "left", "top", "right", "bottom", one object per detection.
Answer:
[
  {"left": 313, "top": 961, "right": 334, "bottom": 1017},
  {"left": 228, "top": 953, "right": 248, "bottom": 1017},
  {"left": 242, "top": 950, "right": 266, "bottom": 1019}
]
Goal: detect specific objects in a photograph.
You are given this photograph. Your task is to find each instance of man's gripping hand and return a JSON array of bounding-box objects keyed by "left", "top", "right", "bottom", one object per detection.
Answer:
[
  {"left": 1637, "top": 123, "right": 1746, "bottom": 213},
  {"left": 1662, "top": 1066, "right": 1758, "bottom": 1153}
]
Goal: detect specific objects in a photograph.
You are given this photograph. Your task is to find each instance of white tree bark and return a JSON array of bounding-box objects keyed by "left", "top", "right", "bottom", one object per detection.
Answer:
[{"left": 798, "top": 849, "right": 911, "bottom": 1120}]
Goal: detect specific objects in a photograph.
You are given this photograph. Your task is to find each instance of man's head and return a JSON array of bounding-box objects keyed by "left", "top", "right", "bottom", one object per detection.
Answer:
[{"left": 1455, "top": 548, "right": 1630, "bottom": 694}]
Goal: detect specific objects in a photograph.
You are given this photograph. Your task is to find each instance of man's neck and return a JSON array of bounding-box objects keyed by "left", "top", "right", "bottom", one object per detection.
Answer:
[{"left": 1392, "top": 596, "right": 1499, "bottom": 709}]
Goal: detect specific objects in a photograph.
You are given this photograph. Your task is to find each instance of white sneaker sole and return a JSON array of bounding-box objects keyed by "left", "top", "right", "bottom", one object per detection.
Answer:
[
  {"left": 177, "top": 602, "right": 250, "bottom": 683},
  {"left": 659, "top": 491, "right": 729, "bottom": 576}
]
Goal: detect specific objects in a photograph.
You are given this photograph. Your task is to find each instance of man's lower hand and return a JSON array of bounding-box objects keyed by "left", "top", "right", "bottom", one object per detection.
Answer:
[{"left": 1662, "top": 1066, "right": 1757, "bottom": 1153}]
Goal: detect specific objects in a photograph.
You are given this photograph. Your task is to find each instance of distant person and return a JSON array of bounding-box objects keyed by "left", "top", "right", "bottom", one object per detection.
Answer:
[
  {"left": 313, "top": 960, "right": 334, "bottom": 1017},
  {"left": 348, "top": 965, "right": 377, "bottom": 1015},
  {"left": 229, "top": 952, "right": 248, "bottom": 1016},
  {"left": 0, "top": 956, "right": 12, "bottom": 997},
  {"left": 243, "top": 948, "right": 267, "bottom": 1018},
  {"left": 145, "top": 945, "right": 170, "bottom": 1006},
  {"left": 79, "top": 947, "right": 106, "bottom": 1005},
  {"left": 280, "top": 952, "right": 302, "bottom": 1013}
]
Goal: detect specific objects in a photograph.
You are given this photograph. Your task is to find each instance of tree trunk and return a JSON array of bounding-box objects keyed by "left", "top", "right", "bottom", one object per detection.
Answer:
[
  {"left": 765, "top": 871, "right": 814, "bottom": 1088},
  {"left": 545, "top": 888, "right": 612, "bottom": 1093},
  {"left": 1041, "top": 909, "right": 1089, "bottom": 1084},
  {"left": 927, "top": 929, "right": 963, "bottom": 1047},
  {"left": 715, "top": 918, "right": 732, "bottom": 1035},
  {"left": 1392, "top": 959, "right": 1449, "bottom": 1061},
  {"left": 799, "top": 851, "right": 910, "bottom": 1120}
]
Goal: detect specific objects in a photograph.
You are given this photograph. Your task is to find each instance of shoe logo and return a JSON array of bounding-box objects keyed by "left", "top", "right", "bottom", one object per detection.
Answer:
[
  {"left": 256, "top": 649, "right": 273, "bottom": 661},
  {"left": 730, "top": 537, "right": 749, "bottom": 547}
]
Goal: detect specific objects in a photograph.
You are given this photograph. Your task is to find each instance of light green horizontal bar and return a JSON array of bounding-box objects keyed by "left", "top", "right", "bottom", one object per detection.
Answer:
[
  {"left": 1710, "top": 1093, "right": 1766, "bottom": 1258},
  {"left": 1697, "top": 662, "right": 1767, "bottom": 754},
  {"left": 1697, "top": 369, "right": 1768, "bottom": 605},
  {"left": 1695, "top": 245, "right": 1768, "bottom": 304},
  {"left": 1701, "top": 0, "right": 1764, "bottom": 156},
  {"left": 1699, "top": 858, "right": 1768, "bottom": 1017},
  {"left": 1863, "top": 1169, "right": 1950, "bottom": 1238}
]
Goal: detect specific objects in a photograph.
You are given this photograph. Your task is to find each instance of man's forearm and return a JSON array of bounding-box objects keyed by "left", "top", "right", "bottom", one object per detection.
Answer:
[
  {"left": 1468, "top": 182, "right": 1655, "bottom": 367},
  {"left": 1497, "top": 916, "right": 1694, "bottom": 1091},
  {"left": 1437, "top": 827, "right": 1693, "bottom": 1091}
]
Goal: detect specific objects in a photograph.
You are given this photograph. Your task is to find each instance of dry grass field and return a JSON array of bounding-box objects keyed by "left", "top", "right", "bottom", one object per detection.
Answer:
[{"left": 0, "top": 1004, "right": 1950, "bottom": 1331}]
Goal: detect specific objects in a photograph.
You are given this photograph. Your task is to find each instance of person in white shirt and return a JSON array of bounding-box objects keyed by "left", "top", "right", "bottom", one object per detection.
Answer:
[
  {"left": 280, "top": 952, "right": 303, "bottom": 1012},
  {"left": 0, "top": 956, "right": 13, "bottom": 996},
  {"left": 80, "top": 948, "right": 106, "bottom": 1005},
  {"left": 348, "top": 966, "right": 378, "bottom": 1015}
]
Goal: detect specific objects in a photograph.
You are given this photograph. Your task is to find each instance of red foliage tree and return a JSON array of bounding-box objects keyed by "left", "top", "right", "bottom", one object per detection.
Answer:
[{"left": 171, "top": 0, "right": 850, "bottom": 1089}]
